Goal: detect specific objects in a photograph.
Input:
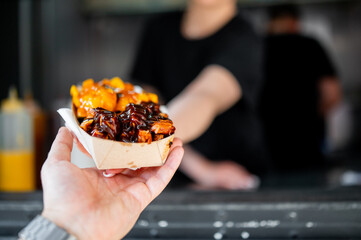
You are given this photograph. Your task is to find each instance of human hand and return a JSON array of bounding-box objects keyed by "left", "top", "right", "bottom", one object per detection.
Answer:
[
  {"left": 197, "top": 160, "right": 259, "bottom": 190},
  {"left": 41, "top": 127, "right": 184, "bottom": 240}
]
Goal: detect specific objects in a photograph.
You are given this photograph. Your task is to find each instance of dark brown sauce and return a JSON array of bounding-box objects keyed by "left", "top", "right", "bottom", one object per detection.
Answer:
[{"left": 79, "top": 102, "right": 175, "bottom": 143}]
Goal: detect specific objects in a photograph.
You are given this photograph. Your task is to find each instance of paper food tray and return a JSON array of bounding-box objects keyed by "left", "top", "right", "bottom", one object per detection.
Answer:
[{"left": 57, "top": 108, "right": 174, "bottom": 169}]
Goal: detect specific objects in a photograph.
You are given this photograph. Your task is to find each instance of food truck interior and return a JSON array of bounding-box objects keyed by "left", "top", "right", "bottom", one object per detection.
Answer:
[{"left": 0, "top": 0, "right": 361, "bottom": 239}]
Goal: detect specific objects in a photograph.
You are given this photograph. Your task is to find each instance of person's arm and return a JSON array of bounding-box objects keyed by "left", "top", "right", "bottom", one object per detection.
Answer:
[
  {"left": 166, "top": 65, "right": 262, "bottom": 190},
  {"left": 319, "top": 76, "right": 342, "bottom": 116},
  {"left": 310, "top": 39, "right": 342, "bottom": 116},
  {"left": 167, "top": 64, "right": 242, "bottom": 143},
  {"left": 20, "top": 127, "right": 183, "bottom": 240},
  {"left": 181, "top": 144, "right": 259, "bottom": 190}
]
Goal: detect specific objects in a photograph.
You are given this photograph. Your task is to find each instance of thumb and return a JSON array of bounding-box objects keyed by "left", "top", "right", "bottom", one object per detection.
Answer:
[{"left": 46, "top": 127, "right": 73, "bottom": 164}]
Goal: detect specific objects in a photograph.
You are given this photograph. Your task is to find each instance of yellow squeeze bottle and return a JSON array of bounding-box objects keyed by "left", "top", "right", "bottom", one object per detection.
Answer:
[{"left": 0, "top": 88, "right": 35, "bottom": 191}]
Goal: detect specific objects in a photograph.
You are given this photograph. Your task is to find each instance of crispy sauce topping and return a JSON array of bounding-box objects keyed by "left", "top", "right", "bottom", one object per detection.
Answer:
[{"left": 79, "top": 102, "right": 175, "bottom": 143}]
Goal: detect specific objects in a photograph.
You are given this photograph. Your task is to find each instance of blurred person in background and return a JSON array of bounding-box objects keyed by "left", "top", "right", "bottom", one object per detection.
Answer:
[
  {"left": 131, "top": 0, "right": 269, "bottom": 190},
  {"left": 260, "top": 4, "right": 342, "bottom": 173}
]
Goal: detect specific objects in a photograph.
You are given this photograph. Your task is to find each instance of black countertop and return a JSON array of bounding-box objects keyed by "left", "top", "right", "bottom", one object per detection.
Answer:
[{"left": 1, "top": 187, "right": 361, "bottom": 239}]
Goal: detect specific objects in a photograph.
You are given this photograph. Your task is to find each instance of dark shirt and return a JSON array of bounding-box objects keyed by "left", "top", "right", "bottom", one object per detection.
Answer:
[
  {"left": 260, "top": 34, "right": 336, "bottom": 172},
  {"left": 131, "top": 12, "right": 269, "bottom": 180}
]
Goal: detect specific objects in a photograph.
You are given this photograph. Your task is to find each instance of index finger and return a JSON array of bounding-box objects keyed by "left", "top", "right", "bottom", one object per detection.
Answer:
[
  {"left": 135, "top": 138, "right": 183, "bottom": 198},
  {"left": 46, "top": 127, "right": 74, "bottom": 164},
  {"left": 122, "top": 140, "right": 183, "bottom": 210}
]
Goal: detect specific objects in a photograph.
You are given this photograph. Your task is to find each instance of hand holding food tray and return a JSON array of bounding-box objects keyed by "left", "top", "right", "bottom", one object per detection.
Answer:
[{"left": 58, "top": 77, "right": 175, "bottom": 169}]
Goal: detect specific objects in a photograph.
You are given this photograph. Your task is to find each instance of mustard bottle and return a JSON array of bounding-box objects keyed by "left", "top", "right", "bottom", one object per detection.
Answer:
[{"left": 0, "top": 87, "right": 35, "bottom": 191}]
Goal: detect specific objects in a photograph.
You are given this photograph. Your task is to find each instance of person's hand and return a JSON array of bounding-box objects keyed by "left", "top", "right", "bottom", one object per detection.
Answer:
[
  {"left": 196, "top": 160, "right": 259, "bottom": 190},
  {"left": 180, "top": 145, "right": 258, "bottom": 190},
  {"left": 41, "top": 127, "right": 183, "bottom": 240}
]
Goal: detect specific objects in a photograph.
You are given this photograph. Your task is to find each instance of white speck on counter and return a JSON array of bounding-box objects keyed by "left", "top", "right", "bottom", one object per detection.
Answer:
[
  {"left": 226, "top": 221, "right": 234, "bottom": 228},
  {"left": 306, "top": 222, "right": 314, "bottom": 228},
  {"left": 213, "top": 221, "right": 223, "bottom": 228},
  {"left": 241, "top": 231, "right": 250, "bottom": 239},
  {"left": 235, "top": 220, "right": 279, "bottom": 228},
  {"left": 158, "top": 220, "right": 168, "bottom": 228},
  {"left": 213, "top": 232, "right": 223, "bottom": 240},
  {"left": 149, "top": 229, "right": 158, "bottom": 236},
  {"left": 289, "top": 212, "right": 297, "bottom": 218},
  {"left": 138, "top": 220, "right": 149, "bottom": 227}
]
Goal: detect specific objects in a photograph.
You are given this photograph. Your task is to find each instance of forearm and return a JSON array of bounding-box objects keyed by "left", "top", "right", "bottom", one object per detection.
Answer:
[
  {"left": 319, "top": 76, "right": 342, "bottom": 116},
  {"left": 167, "top": 92, "right": 218, "bottom": 143},
  {"left": 167, "top": 65, "right": 241, "bottom": 143},
  {"left": 180, "top": 145, "right": 213, "bottom": 182}
]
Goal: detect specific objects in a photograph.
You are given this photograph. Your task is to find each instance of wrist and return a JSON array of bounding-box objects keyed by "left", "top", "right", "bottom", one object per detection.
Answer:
[
  {"left": 194, "top": 161, "right": 217, "bottom": 185},
  {"left": 41, "top": 209, "right": 120, "bottom": 240},
  {"left": 41, "top": 210, "right": 82, "bottom": 240}
]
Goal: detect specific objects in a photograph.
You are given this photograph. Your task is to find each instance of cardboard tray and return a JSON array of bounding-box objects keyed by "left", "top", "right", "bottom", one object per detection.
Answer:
[{"left": 57, "top": 108, "right": 174, "bottom": 169}]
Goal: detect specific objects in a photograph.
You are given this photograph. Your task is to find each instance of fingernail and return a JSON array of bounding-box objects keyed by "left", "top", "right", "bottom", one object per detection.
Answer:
[
  {"left": 58, "top": 127, "right": 65, "bottom": 133},
  {"left": 103, "top": 171, "right": 115, "bottom": 178},
  {"left": 246, "top": 175, "right": 260, "bottom": 189}
]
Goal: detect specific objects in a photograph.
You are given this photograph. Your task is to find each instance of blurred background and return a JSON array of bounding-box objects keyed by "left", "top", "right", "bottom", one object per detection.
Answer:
[
  {"left": 1, "top": 0, "right": 361, "bottom": 239},
  {"left": 0, "top": 0, "right": 361, "bottom": 191}
]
